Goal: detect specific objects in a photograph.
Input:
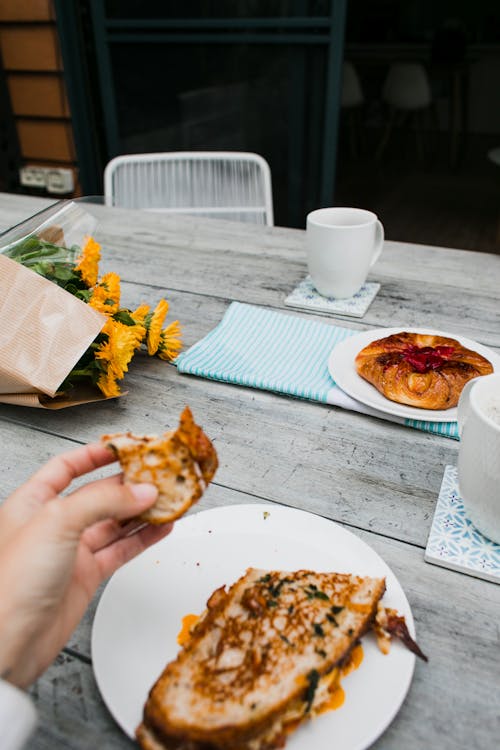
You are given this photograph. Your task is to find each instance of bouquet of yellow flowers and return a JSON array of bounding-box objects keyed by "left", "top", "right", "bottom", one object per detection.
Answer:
[{"left": 0, "top": 199, "right": 182, "bottom": 408}]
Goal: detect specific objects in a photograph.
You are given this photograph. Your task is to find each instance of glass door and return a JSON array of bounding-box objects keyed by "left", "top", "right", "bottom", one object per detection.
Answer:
[{"left": 59, "top": 2, "right": 347, "bottom": 227}]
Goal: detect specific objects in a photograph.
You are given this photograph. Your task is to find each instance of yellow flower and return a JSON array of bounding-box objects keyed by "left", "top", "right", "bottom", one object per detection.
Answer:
[
  {"left": 147, "top": 299, "right": 169, "bottom": 355},
  {"left": 114, "top": 322, "right": 145, "bottom": 376},
  {"left": 75, "top": 236, "right": 101, "bottom": 287},
  {"left": 131, "top": 303, "right": 150, "bottom": 326},
  {"left": 96, "top": 318, "right": 144, "bottom": 382},
  {"left": 95, "top": 325, "right": 118, "bottom": 373},
  {"left": 96, "top": 370, "right": 121, "bottom": 398},
  {"left": 64, "top": 234, "right": 183, "bottom": 397},
  {"left": 89, "top": 272, "right": 121, "bottom": 315},
  {"left": 101, "top": 317, "right": 115, "bottom": 337},
  {"left": 157, "top": 320, "right": 182, "bottom": 361},
  {"left": 89, "top": 285, "right": 108, "bottom": 315}
]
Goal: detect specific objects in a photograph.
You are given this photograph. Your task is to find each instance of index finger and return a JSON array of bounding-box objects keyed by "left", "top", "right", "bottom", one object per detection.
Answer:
[
  {"left": 10, "top": 442, "right": 117, "bottom": 509},
  {"left": 0, "top": 442, "right": 119, "bottom": 551}
]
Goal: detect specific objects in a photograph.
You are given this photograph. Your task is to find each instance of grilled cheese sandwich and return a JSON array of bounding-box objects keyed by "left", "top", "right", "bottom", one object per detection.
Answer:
[
  {"left": 103, "top": 406, "right": 218, "bottom": 525},
  {"left": 136, "top": 568, "right": 388, "bottom": 749}
]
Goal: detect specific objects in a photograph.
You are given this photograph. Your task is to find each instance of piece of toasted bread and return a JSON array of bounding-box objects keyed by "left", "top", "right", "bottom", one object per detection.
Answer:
[
  {"left": 136, "top": 568, "right": 386, "bottom": 749},
  {"left": 102, "top": 406, "right": 218, "bottom": 524}
]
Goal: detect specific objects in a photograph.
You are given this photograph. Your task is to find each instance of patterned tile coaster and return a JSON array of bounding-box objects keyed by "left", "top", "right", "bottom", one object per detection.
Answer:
[
  {"left": 284, "top": 276, "right": 380, "bottom": 318},
  {"left": 425, "top": 465, "right": 500, "bottom": 584}
]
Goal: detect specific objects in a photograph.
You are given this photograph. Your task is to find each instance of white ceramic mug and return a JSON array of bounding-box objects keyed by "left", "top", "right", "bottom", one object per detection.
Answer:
[
  {"left": 457, "top": 373, "right": 500, "bottom": 543},
  {"left": 306, "top": 207, "right": 384, "bottom": 299}
]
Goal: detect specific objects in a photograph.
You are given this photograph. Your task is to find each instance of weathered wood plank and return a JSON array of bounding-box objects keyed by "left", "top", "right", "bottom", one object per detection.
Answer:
[
  {"left": 29, "top": 652, "right": 135, "bottom": 750},
  {"left": 92, "top": 217, "right": 500, "bottom": 346},
  {"left": 0, "top": 354, "right": 459, "bottom": 552},
  {"left": 0, "top": 419, "right": 497, "bottom": 674},
  {"left": 1, "top": 195, "right": 499, "bottom": 344},
  {"left": 0, "top": 193, "right": 53, "bottom": 231},
  {"left": 85, "top": 200, "right": 500, "bottom": 298},
  {"left": 0, "top": 193, "right": 498, "bottom": 750},
  {"left": 26, "top": 522, "right": 500, "bottom": 750}
]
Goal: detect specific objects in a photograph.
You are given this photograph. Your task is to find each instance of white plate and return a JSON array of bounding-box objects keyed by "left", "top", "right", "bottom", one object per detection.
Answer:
[
  {"left": 92, "top": 504, "right": 417, "bottom": 750},
  {"left": 328, "top": 327, "right": 500, "bottom": 423}
]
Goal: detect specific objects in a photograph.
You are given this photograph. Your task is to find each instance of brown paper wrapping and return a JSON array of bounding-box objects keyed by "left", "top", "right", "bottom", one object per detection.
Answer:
[
  {"left": 0, "top": 387, "right": 126, "bottom": 410},
  {"left": 0, "top": 255, "right": 107, "bottom": 407}
]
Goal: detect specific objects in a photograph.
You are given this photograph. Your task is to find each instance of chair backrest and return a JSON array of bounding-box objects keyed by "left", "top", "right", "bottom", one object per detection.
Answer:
[
  {"left": 341, "top": 61, "right": 364, "bottom": 108},
  {"left": 382, "top": 63, "right": 431, "bottom": 110},
  {"left": 104, "top": 151, "right": 274, "bottom": 226}
]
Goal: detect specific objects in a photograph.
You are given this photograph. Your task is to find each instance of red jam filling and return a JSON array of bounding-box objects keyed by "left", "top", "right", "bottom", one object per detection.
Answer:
[{"left": 402, "top": 345, "right": 455, "bottom": 373}]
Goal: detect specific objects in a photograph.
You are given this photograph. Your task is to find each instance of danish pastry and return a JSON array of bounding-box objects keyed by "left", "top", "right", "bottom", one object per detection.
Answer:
[{"left": 355, "top": 332, "right": 493, "bottom": 410}]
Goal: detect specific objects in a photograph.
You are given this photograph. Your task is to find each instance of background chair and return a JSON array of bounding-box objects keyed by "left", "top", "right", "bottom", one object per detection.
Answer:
[
  {"left": 341, "top": 61, "right": 364, "bottom": 109},
  {"left": 376, "top": 62, "right": 432, "bottom": 161},
  {"left": 104, "top": 151, "right": 274, "bottom": 226}
]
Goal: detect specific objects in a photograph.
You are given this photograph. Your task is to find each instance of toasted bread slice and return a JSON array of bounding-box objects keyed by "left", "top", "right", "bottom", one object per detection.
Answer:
[
  {"left": 102, "top": 406, "right": 218, "bottom": 524},
  {"left": 137, "top": 568, "right": 386, "bottom": 749}
]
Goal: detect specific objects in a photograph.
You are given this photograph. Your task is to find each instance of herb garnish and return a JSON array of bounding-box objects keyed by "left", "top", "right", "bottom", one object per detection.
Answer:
[
  {"left": 304, "top": 582, "right": 329, "bottom": 601},
  {"left": 313, "top": 623, "right": 325, "bottom": 637},
  {"left": 304, "top": 669, "right": 320, "bottom": 712},
  {"left": 268, "top": 577, "right": 292, "bottom": 598},
  {"left": 306, "top": 588, "right": 329, "bottom": 601}
]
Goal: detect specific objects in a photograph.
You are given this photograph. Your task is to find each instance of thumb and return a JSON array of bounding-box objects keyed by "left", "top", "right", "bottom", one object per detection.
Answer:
[{"left": 57, "top": 480, "right": 158, "bottom": 536}]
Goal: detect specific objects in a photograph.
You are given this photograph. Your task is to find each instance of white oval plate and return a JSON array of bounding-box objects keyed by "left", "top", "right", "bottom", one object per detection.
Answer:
[
  {"left": 328, "top": 327, "right": 500, "bottom": 423},
  {"left": 92, "top": 504, "right": 417, "bottom": 750}
]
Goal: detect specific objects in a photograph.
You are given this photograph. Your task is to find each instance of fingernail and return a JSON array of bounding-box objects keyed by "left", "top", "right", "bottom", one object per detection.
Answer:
[{"left": 130, "top": 483, "right": 158, "bottom": 505}]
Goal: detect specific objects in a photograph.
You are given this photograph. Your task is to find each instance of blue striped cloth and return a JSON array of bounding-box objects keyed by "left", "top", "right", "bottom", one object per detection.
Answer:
[{"left": 176, "top": 302, "right": 459, "bottom": 440}]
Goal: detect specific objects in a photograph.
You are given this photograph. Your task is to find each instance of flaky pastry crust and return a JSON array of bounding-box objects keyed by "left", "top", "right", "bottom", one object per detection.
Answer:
[{"left": 355, "top": 332, "right": 493, "bottom": 410}]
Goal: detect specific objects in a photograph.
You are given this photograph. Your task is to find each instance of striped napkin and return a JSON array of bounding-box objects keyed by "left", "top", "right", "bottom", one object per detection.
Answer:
[{"left": 176, "top": 302, "right": 459, "bottom": 440}]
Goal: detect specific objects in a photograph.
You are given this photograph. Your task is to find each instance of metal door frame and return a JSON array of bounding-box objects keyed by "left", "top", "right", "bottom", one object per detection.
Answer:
[{"left": 58, "top": 3, "right": 347, "bottom": 212}]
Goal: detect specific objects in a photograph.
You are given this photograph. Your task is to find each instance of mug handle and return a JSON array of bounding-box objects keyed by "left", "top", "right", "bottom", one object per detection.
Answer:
[
  {"left": 457, "top": 378, "right": 476, "bottom": 438},
  {"left": 370, "top": 220, "right": 384, "bottom": 267}
]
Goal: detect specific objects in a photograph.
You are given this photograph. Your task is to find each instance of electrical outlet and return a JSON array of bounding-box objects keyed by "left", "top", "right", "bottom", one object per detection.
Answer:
[
  {"left": 46, "top": 168, "right": 74, "bottom": 195},
  {"left": 19, "top": 166, "right": 46, "bottom": 188},
  {"left": 19, "top": 166, "right": 74, "bottom": 194}
]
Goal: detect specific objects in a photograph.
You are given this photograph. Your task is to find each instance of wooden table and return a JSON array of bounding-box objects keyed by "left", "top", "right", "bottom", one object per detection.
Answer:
[{"left": 1, "top": 193, "right": 499, "bottom": 750}]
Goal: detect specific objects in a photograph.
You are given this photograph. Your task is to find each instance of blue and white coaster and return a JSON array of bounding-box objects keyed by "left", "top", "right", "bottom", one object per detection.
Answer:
[
  {"left": 425, "top": 465, "right": 500, "bottom": 584},
  {"left": 284, "top": 276, "right": 380, "bottom": 318}
]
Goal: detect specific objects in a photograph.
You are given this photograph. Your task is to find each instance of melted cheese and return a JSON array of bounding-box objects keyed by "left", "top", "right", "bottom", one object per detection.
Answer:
[
  {"left": 341, "top": 643, "right": 364, "bottom": 676},
  {"left": 319, "top": 685, "right": 345, "bottom": 712},
  {"left": 177, "top": 613, "right": 200, "bottom": 646},
  {"left": 316, "top": 644, "right": 364, "bottom": 716}
]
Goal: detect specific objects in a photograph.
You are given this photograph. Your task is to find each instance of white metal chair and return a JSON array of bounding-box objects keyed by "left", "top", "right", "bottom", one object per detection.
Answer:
[
  {"left": 382, "top": 62, "right": 431, "bottom": 111},
  {"left": 376, "top": 63, "right": 432, "bottom": 161},
  {"left": 104, "top": 151, "right": 274, "bottom": 226},
  {"left": 341, "top": 61, "right": 364, "bottom": 109}
]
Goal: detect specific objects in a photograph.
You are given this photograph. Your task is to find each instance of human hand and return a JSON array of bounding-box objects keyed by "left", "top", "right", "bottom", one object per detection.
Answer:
[{"left": 0, "top": 443, "right": 172, "bottom": 688}]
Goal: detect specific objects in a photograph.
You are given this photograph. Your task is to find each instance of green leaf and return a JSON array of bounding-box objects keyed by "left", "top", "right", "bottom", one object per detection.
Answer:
[
  {"left": 53, "top": 266, "right": 75, "bottom": 282},
  {"left": 2, "top": 235, "right": 80, "bottom": 269},
  {"left": 113, "top": 310, "right": 136, "bottom": 326},
  {"left": 74, "top": 289, "right": 92, "bottom": 302}
]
